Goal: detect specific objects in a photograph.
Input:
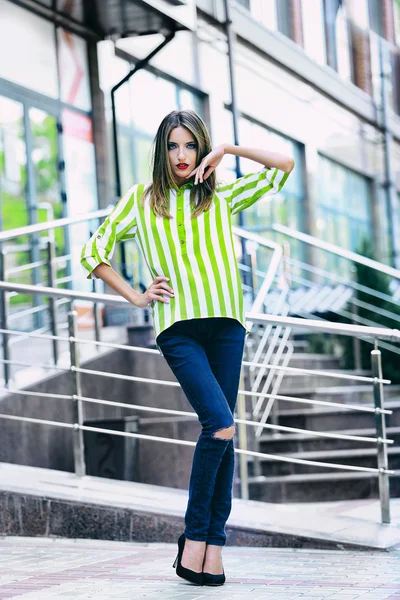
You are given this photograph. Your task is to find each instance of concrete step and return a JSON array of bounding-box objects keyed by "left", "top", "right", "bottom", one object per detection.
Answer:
[
  {"left": 258, "top": 370, "right": 373, "bottom": 393},
  {"left": 280, "top": 353, "right": 342, "bottom": 370},
  {"left": 289, "top": 339, "right": 310, "bottom": 352},
  {"left": 258, "top": 426, "right": 400, "bottom": 453},
  {"left": 274, "top": 400, "right": 400, "bottom": 432},
  {"left": 250, "top": 446, "right": 400, "bottom": 477},
  {"left": 247, "top": 469, "right": 400, "bottom": 503},
  {"left": 3, "top": 462, "right": 400, "bottom": 550}
]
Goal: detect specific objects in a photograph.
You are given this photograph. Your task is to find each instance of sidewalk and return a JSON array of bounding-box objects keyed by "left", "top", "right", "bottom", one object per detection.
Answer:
[{"left": 0, "top": 536, "right": 399, "bottom": 599}]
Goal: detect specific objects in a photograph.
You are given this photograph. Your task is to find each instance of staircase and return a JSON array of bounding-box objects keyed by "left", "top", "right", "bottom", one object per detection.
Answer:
[{"left": 244, "top": 337, "right": 400, "bottom": 503}]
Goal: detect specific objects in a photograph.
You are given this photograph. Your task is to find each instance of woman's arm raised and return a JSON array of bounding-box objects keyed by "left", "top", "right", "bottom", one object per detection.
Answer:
[
  {"left": 187, "top": 143, "right": 294, "bottom": 184},
  {"left": 221, "top": 144, "right": 295, "bottom": 174}
]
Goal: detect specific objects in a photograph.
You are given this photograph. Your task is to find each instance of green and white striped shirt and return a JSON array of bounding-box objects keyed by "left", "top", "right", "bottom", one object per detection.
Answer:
[{"left": 81, "top": 166, "right": 290, "bottom": 354}]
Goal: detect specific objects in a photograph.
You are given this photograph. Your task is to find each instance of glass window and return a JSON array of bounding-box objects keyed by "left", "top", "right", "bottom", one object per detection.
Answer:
[
  {"left": 317, "top": 155, "right": 372, "bottom": 275},
  {"left": 236, "top": 0, "right": 250, "bottom": 8},
  {"left": 368, "top": 0, "right": 383, "bottom": 36},
  {"left": 250, "top": 0, "right": 278, "bottom": 30},
  {"left": 0, "top": 96, "right": 29, "bottom": 237},
  {"left": 396, "top": 193, "right": 400, "bottom": 261},
  {"left": 276, "top": 0, "right": 292, "bottom": 38},
  {"left": 301, "top": 0, "right": 326, "bottom": 65},
  {"left": 57, "top": 0, "right": 84, "bottom": 21},
  {"left": 0, "top": 0, "right": 58, "bottom": 98},
  {"left": 0, "top": 96, "right": 31, "bottom": 308},
  {"left": 130, "top": 71, "right": 177, "bottom": 136},
  {"left": 62, "top": 108, "right": 98, "bottom": 291},
  {"left": 236, "top": 115, "right": 304, "bottom": 266},
  {"left": 58, "top": 29, "right": 92, "bottom": 111},
  {"left": 335, "top": 5, "right": 352, "bottom": 81},
  {"left": 349, "top": 0, "right": 369, "bottom": 29},
  {"left": 395, "top": 0, "right": 400, "bottom": 45}
]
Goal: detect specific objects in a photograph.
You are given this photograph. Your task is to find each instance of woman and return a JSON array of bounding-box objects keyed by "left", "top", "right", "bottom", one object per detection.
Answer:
[{"left": 81, "top": 110, "right": 294, "bottom": 586}]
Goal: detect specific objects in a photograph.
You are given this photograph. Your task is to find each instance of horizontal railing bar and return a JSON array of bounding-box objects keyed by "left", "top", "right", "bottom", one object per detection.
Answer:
[
  {"left": 231, "top": 225, "right": 282, "bottom": 251},
  {"left": 0, "top": 328, "right": 66, "bottom": 343},
  {"left": 1, "top": 281, "right": 398, "bottom": 342},
  {"left": 53, "top": 253, "right": 71, "bottom": 263},
  {"left": 0, "top": 413, "right": 393, "bottom": 474},
  {"left": 5, "top": 259, "right": 47, "bottom": 275},
  {"left": 0, "top": 210, "right": 281, "bottom": 254},
  {"left": 0, "top": 388, "right": 71, "bottom": 400},
  {"left": 351, "top": 296, "right": 400, "bottom": 323},
  {"left": 8, "top": 326, "right": 49, "bottom": 346},
  {"left": 0, "top": 359, "right": 69, "bottom": 372},
  {"left": 239, "top": 389, "right": 392, "bottom": 415},
  {"left": 74, "top": 338, "right": 391, "bottom": 383},
  {"left": 291, "top": 270, "right": 398, "bottom": 332},
  {"left": 0, "top": 329, "right": 390, "bottom": 384},
  {"left": 0, "top": 281, "right": 138, "bottom": 307},
  {"left": 8, "top": 303, "right": 49, "bottom": 321},
  {"left": 246, "top": 313, "right": 400, "bottom": 342},
  {"left": 285, "top": 255, "right": 399, "bottom": 307},
  {"left": 0, "top": 388, "right": 393, "bottom": 444},
  {"left": 0, "top": 388, "right": 392, "bottom": 445},
  {"left": 74, "top": 367, "right": 392, "bottom": 413},
  {"left": 0, "top": 208, "right": 110, "bottom": 241},
  {"left": 273, "top": 223, "right": 400, "bottom": 280},
  {"left": 0, "top": 329, "right": 391, "bottom": 384},
  {"left": 242, "top": 359, "right": 390, "bottom": 384}
]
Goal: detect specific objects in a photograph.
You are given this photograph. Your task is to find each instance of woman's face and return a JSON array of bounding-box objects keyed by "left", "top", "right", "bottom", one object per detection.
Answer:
[{"left": 168, "top": 126, "right": 198, "bottom": 187}]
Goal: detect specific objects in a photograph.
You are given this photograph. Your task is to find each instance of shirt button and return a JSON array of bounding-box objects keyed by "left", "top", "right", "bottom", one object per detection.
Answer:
[
  {"left": 178, "top": 222, "right": 182, "bottom": 226},
  {"left": 97, "top": 234, "right": 102, "bottom": 239},
  {"left": 180, "top": 240, "right": 184, "bottom": 245},
  {"left": 178, "top": 207, "right": 182, "bottom": 211}
]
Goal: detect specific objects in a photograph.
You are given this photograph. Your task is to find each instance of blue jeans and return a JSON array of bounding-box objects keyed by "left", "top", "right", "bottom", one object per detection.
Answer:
[{"left": 156, "top": 316, "right": 246, "bottom": 546}]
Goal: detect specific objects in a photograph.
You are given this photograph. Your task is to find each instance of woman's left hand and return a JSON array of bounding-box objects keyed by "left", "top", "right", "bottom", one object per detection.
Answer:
[{"left": 186, "top": 145, "right": 226, "bottom": 185}]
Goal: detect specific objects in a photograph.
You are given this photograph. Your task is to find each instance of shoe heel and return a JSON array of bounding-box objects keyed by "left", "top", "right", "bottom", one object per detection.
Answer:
[{"left": 172, "top": 553, "right": 178, "bottom": 568}]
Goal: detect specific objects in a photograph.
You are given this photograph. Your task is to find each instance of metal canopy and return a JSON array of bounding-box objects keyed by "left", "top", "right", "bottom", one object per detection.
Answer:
[
  {"left": 99, "top": 0, "right": 195, "bottom": 36},
  {"left": 10, "top": 0, "right": 195, "bottom": 39}
]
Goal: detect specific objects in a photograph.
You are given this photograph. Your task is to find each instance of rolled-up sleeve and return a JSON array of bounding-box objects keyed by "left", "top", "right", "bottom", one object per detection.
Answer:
[
  {"left": 218, "top": 166, "right": 291, "bottom": 216},
  {"left": 80, "top": 184, "right": 138, "bottom": 280}
]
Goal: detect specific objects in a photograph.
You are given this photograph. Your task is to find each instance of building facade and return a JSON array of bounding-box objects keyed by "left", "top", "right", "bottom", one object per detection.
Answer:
[{"left": 0, "top": 0, "right": 399, "bottom": 299}]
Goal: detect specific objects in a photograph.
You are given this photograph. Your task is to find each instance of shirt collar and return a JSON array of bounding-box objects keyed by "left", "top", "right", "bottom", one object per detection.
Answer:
[{"left": 174, "top": 180, "right": 194, "bottom": 192}]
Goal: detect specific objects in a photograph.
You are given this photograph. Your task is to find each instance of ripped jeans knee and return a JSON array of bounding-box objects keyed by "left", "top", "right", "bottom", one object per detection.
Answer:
[{"left": 212, "top": 424, "right": 236, "bottom": 440}]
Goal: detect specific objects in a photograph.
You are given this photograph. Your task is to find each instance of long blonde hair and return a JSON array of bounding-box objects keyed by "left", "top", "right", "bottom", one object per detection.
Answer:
[{"left": 142, "top": 110, "right": 216, "bottom": 219}]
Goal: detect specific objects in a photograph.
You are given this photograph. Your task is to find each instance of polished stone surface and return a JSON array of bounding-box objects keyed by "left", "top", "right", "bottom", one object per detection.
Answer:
[{"left": 0, "top": 462, "right": 399, "bottom": 551}]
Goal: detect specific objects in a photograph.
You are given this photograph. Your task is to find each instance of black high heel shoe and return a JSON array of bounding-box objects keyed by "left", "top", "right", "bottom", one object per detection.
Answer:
[
  {"left": 202, "top": 569, "right": 226, "bottom": 586},
  {"left": 172, "top": 533, "right": 204, "bottom": 586}
]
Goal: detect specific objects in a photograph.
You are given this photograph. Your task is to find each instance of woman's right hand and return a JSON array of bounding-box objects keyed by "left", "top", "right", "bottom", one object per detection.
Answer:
[{"left": 134, "top": 276, "right": 174, "bottom": 308}]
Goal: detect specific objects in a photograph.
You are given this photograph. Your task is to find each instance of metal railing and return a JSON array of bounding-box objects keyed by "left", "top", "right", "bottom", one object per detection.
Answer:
[
  {"left": 0, "top": 280, "right": 398, "bottom": 524},
  {"left": 242, "top": 222, "right": 400, "bottom": 438},
  {"left": 0, "top": 212, "right": 399, "bottom": 525}
]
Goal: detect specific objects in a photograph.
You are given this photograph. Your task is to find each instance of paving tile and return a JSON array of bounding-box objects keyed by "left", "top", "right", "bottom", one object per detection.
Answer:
[{"left": 0, "top": 538, "right": 399, "bottom": 599}]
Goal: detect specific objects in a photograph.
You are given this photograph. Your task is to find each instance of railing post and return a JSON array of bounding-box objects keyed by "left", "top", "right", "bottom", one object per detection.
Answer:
[
  {"left": 92, "top": 278, "right": 101, "bottom": 346},
  {"left": 68, "top": 310, "right": 86, "bottom": 477},
  {"left": 237, "top": 369, "right": 249, "bottom": 500},
  {"left": 46, "top": 240, "right": 59, "bottom": 365},
  {"left": 0, "top": 248, "right": 11, "bottom": 387},
  {"left": 371, "top": 343, "right": 390, "bottom": 524}
]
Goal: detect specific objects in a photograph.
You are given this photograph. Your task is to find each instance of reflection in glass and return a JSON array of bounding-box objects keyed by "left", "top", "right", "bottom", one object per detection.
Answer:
[
  {"left": 0, "top": 96, "right": 32, "bottom": 309},
  {"left": 318, "top": 155, "right": 372, "bottom": 277},
  {"left": 29, "top": 107, "right": 64, "bottom": 288}
]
